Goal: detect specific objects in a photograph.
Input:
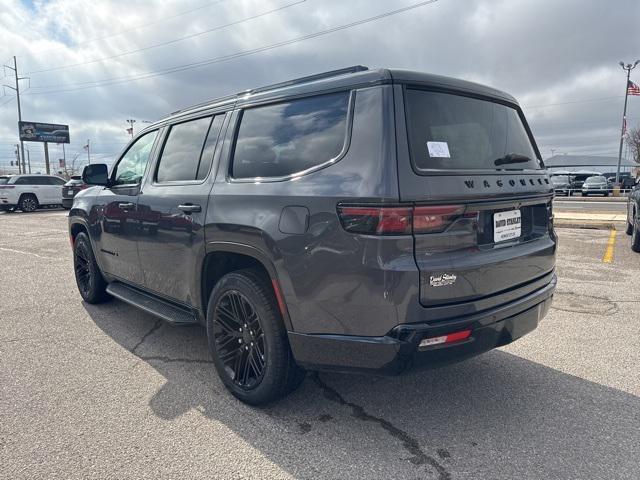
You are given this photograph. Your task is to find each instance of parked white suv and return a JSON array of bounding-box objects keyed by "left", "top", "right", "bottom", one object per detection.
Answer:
[{"left": 0, "top": 174, "right": 66, "bottom": 212}]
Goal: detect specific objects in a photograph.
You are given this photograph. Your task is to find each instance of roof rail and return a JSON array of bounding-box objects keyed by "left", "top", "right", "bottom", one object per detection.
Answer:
[{"left": 240, "top": 65, "right": 369, "bottom": 96}]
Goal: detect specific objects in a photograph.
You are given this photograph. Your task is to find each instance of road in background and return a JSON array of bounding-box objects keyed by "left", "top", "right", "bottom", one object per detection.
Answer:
[
  {"left": 1, "top": 211, "right": 639, "bottom": 480},
  {"left": 553, "top": 198, "right": 627, "bottom": 213}
]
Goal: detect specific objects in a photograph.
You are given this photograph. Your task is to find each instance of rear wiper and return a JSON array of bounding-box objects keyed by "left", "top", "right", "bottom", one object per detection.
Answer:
[{"left": 494, "top": 153, "right": 532, "bottom": 166}]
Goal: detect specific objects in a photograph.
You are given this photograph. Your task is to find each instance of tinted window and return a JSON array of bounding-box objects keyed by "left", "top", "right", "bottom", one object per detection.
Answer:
[
  {"left": 232, "top": 92, "right": 350, "bottom": 179},
  {"left": 156, "top": 115, "right": 223, "bottom": 183},
  {"left": 0, "top": 177, "right": 9, "bottom": 185},
  {"left": 14, "top": 176, "right": 40, "bottom": 185},
  {"left": 405, "top": 89, "right": 541, "bottom": 171},
  {"left": 45, "top": 177, "right": 66, "bottom": 185},
  {"left": 112, "top": 131, "right": 158, "bottom": 186}
]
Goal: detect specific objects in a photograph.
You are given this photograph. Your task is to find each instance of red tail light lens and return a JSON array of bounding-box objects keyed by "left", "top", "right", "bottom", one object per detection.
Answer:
[
  {"left": 338, "top": 205, "right": 477, "bottom": 235},
  {"left": 337, "top": 206, "right": 412, "bottom": 235}
]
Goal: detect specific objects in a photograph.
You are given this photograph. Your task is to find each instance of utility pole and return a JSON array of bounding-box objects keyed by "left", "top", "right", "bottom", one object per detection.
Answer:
[
  {"left": 85, "top": 139, "right": 91, "bottom": 164},
  {"left": 126, "top": 118, "right": 136, "bottom": 138},
  {"left": 14, "top": 144, "right": 21, "bottom": 174},
  {"left": 616, "top": 60, "right": 640, "bottom": 184},
  {"left": 3, "top": 57, "right": 28, "bottom": 171}
]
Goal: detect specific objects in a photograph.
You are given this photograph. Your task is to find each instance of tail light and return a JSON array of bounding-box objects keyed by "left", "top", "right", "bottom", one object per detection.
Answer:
[{"left": 338, "top": 205, "right": 477, "bottom": 235}]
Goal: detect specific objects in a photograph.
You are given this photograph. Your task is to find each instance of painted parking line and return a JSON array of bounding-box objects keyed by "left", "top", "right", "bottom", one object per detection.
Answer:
[{"left": 602, "top": 229, "right": 617, "bottom": 263}]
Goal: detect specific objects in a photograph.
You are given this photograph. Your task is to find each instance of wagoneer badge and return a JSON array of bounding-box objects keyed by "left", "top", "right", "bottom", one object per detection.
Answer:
[{"left": 430, "top": 273, "right": 457, "bottom": 287}]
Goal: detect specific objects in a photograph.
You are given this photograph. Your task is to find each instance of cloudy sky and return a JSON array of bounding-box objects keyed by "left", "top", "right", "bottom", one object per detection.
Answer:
[{"left": 0, "top": 0, "right": 639, "bottom": 174}]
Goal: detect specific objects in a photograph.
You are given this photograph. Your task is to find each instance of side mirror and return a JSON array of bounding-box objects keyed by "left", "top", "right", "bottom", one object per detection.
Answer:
[{"left": 82, "top": 164, "right": 109, "bottom": 186}]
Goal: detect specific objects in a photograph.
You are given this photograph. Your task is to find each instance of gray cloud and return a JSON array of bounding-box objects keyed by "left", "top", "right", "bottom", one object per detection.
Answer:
[{"left": 0, "top": 0, "right": 639, "bottom": 172}]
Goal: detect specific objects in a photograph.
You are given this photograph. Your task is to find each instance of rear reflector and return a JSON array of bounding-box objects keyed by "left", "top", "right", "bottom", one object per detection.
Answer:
[
  {"left": 419, "top": 329, "right": 471, "bottom": 348},
  {"left": 338, "top": 204, "right": 477, "bottom": 235}
]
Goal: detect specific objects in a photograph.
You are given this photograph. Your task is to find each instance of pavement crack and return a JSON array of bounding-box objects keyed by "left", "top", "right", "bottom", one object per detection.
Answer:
[
  {"left": 131, "top": 319, "right": 163, "bottom": 354},
  {"left": 312, "top": 374, "right": 451, "bottom": 480},
  {"left": 137, "top": 355, "right": 214, "bottom": 364}
]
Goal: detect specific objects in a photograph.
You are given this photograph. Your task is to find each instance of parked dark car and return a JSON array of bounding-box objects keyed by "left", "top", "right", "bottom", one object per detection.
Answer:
[
  {"left": 68, "top": 66, "right": 556, "bottom": 405},
  {"left": 582, "top": 176, "right": 609, "bottom": 196},
  {"left": 551, "top": 175, "right": 571, "bottom": 196},
  {"left": 626, "top": 180, "right": 640, "bottom": 252},
  {"left": 62, "top": 176, "right": 88, "bottom": 209}
]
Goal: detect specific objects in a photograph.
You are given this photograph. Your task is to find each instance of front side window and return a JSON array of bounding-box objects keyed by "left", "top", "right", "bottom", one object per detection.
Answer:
[
  {"left": 156, "top": 115, "right": 223, "bottom": 183},
  {"left": 112, "top": 131, "right": 158, "bottom": 186},
  {"left": 405, "top": 89, "right": 541, "bottom": 172},
  {"left": 232, "top": 91, "right": 350, "bottom": 179}
]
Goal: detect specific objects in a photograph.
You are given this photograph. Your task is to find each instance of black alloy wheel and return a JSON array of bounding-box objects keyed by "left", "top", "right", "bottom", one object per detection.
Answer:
[
  {"left": 206, "top": 269, "right": 305, "bottom": 405},
  {"left": 73, "top": 232, "right": 110, "bottom": 303},
  {"left": 213, "top": 290, "right": 266, "bottom": 389}
]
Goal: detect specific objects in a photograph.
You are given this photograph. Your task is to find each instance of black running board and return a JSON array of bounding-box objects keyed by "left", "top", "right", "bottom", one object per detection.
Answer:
[{"left": 106, "top": 282, "right": 198, "bottom": 326}]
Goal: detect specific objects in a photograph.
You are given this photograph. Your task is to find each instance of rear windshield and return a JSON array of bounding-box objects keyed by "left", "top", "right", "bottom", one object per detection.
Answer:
[
  {"left": 0, "top": 177, "right": 9, "bottom": 185},
  {"left": 405, "top": 89, "right": 541, "bottom": 172}
]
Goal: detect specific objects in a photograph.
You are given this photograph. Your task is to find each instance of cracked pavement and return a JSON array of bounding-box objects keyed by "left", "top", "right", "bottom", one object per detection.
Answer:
[{"left": 1, "top": 210, "right": 639, "bottom": 479}]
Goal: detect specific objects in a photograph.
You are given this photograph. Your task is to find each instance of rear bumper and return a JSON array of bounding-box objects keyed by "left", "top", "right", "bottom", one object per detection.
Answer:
[
  {"left": 62, "top": 198, "right": 74, "bottom": 208},
  {"left": 289, "top": 273, "right": 556, "bottom": 374}
]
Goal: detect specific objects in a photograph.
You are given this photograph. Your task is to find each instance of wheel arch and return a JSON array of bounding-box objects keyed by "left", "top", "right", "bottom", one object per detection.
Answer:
[{"left": 201, "top": 242, "right": 292, "bottom": 330}]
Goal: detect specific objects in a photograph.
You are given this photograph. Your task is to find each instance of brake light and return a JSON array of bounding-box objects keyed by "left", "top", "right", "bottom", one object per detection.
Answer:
[
  {"left": 337, "top": 206, "right": 412, "bottom": 235},
  {"left": 419, "top": 329, "right": 471, "bottom": 348},
  {"left": 338, "top": 205, "right": 476, "bottom": 235}
]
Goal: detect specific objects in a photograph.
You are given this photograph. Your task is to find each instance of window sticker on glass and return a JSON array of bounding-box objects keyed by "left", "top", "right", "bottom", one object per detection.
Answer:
[{"left": 427, "top": 141, "right": 450, "bottom": 158}]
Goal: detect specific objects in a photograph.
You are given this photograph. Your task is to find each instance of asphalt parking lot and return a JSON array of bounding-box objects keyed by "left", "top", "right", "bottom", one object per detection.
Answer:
[{"left": 1, "top": 210, "right": 639, "bottom": 480}]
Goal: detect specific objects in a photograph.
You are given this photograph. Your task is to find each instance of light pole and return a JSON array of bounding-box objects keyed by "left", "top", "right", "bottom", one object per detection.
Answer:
[
  {"left": 126, "top": 119, "right": 136, "bottom": 139},
  {"left": 615, "top": 60, "right": 640, "bottom": 185}
]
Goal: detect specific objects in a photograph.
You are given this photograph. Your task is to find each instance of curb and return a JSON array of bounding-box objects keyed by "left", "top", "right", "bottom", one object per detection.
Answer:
[{"left": 554, "top": 220, "right": 623, "bottom": 230}]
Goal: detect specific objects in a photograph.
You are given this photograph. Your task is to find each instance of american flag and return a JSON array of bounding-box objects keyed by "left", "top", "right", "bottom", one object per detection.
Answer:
[{"left": 628, "top": 80, "right": 640, "bottom": 96}]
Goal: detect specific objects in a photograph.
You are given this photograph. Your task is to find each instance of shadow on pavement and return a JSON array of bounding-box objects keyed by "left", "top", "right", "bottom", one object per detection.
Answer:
[{"left": 84, "top": 300, "right": 639, "bottom": 480}]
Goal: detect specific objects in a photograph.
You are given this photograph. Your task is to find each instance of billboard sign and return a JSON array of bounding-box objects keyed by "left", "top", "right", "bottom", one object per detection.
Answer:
[{"left": 19, "top": 121, "right": 70, "bottom": 143}]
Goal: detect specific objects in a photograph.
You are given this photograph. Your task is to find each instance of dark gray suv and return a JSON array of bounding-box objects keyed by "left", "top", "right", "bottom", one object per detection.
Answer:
[{"left": 68, "top": 66, "right": 556, "bottom": 404}]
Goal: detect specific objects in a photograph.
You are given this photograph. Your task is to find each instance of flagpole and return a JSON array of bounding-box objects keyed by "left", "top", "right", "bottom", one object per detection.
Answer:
[{"left": 616, "top": 61, "right": 639, "bottom": 185}]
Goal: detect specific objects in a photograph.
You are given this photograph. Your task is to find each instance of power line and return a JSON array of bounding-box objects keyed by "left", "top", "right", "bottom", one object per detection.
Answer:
[
  {"left": 23, "top": 0, "right": 439, "bottom": 96},
  {"left": 19, "top": 0, "right": 229, "bottom": 59},
  {"left": 25, "top": 0, "right": 307, "bottom": 76}
]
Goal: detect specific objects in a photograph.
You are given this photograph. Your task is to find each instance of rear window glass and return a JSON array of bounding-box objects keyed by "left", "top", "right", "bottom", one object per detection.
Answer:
[
  {"left": 232, "top": 91, "right": 350, "bottom": 179},
  {"left": 405, "top": 89, "right": 541, "bottom": 172},
  {"left": 0, "top": 177, "right": 9, "bottom": 185}
]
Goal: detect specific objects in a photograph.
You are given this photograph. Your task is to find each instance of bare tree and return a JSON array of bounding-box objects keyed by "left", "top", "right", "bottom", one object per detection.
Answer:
[
  {"left": 626, "top": 126, "right": 640, "bottom": 165},
  {"left": 62, "top": 153, "right": 81, "bottom": 179}
]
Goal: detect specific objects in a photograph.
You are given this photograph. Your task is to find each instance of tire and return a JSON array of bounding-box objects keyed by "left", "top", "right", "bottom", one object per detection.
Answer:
[
  {"left": 18, "top": 194, "right": 39, "bottom": 212},
  {"left": 73, "top": 232, "right": 110, "bottom": 303},
  {"left": 206, "top": 269, "right": 305, "bottom": 405},
  {"left": 627, "top": 207, "right": 635, "bottom": 235},
  {"left": 632, "top": 215, "right": 640, "bottom": 253}
]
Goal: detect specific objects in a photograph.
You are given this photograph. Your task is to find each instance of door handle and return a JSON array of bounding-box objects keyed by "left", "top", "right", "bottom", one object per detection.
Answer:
[
  {"left": 177, "top": 204, "right": 202, "bottom": 213},
  {"left": 118, "top": 202, "right": 135, "bottom": 210}
]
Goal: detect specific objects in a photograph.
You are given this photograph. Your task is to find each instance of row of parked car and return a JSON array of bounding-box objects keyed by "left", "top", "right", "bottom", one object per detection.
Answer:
[
  {"left": 0, "top": 174, "right": 87, "bottom": 212},
  {"left": 550, "top": 173, "right": 638, "bottom": 196}
]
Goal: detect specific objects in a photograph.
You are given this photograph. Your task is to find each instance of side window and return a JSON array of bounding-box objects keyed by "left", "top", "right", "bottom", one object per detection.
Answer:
[
  {"left": 14, "top": 176, "right": 36, "bottom": 185},
  {"left": 156, "top": 115, "right": 224, "bottom": 183},
  {"left": 44, "top": 177, "right": 65, "bottom": 185},
  {"left": 231, "top": 91, "right": 350, "bottom": 179},
  {"left": 112, "top": 131, "right": 158, "bottom": 186}
]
